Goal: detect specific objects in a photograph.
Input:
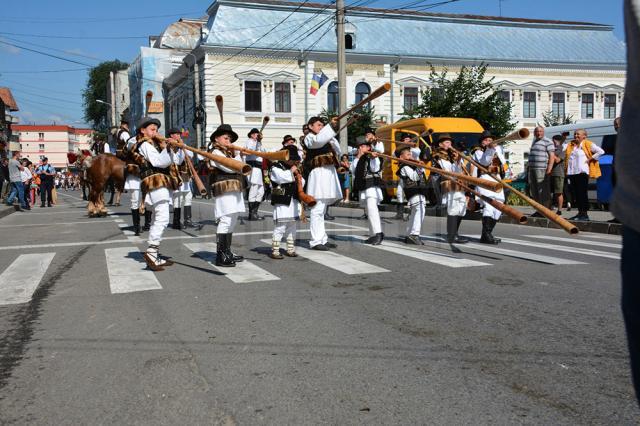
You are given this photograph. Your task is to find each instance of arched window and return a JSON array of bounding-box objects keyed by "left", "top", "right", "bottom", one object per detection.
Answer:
[
  {"left": 355, "top": 82, "right": 371, "bottom": 106},
  {"left": 327, "top": 81, "right": 339, "bottom": 113},
  {"left": 345, "top": 34, "right": 354, "bottom": 50}
]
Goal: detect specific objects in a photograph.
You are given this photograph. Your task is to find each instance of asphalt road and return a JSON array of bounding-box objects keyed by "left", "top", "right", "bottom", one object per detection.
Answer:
[{"left": 0, "top": 190, "right": 636, "bottom": 424}]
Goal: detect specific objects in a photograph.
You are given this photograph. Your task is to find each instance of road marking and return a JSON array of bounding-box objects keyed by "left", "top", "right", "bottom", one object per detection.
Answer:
[
  {"left": 0, "top": 239, "right": 132, "bottom": 251},
  {"left": 0, "top": 253, "right": 56, "bottom": 305},
  {"left": 466, "top": 235, "right": 620, "bottom": 260},
  {"left": 580, "top": 233, "right": 622, "bottom": 241},
  {"left": 20, "top": 211, "right": 89, "bottom": 216},
  {"left": 524, "top": 234, "right": 622, "bottom": 249},
  {"left": 347, "top": 235, "right": 491, "bottom": 268},
  {"left": 185, "top": 242, "right": 280, "bottom": 283},
  {"left": 419, "top": 235, "right": 587, "bottom": 265},
  {"left": 260, "top": 239, "right": 390, "bottom": 275},
  {"left": 0, "top": 220, "right": 116, "bottom": 228},
  {"left": 105, "top": 247, "right": 163, "bottom": 294}
]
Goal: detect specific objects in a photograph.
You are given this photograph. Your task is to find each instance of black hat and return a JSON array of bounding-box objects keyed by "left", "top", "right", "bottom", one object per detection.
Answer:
[
  {"left": 282, "top": 145, "right": 300, "bottom": 162},
  {"left": 394, "top": 145, "right": 410, "bottom": 158},
  {"left": 210, "top": 124, "right": 238, "bottom": 143},
  {"left": 167, "top": 127, "right": 182, "bottom": 136},
  {"left": 42, "top": 157, "right": 48, "bottom": 162},
  {"left": 247, "top": 128, "right": 260, "bottom": 138},
  {"left": 282, "top": 134, "right": 296, "bottom": 145},
  {"left": 137, "top": 116, "right": 161, "bottom": 130},
  {"left": 355, "top": 136, "right": 372, "bottom": 147},
  {"left": 400, "top": 133, "right": 414, "bottom": 140},
  {"left": 478, "top": 130, "right": 493, "bottom": 142},
  {"left": 437, "top": 133, "right": 453, "bottom": 144},
  {"left": 363, "top": 127, "right": 376, "bottom": 135},
  {"left": 120, "top": 118, "right": 129, "bottom": 125}
]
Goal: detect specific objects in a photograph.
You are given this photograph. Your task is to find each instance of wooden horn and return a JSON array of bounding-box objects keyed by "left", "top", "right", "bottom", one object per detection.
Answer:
[
  {"left": 215, "top": 95, "right": 224, "bottom": 124},
  {"left": 337, "top": 82, "right": 391, "bottom": 120},
  {"left": 494, "top": 128, "right": 530, "bottom": 145},
  {"left": 233, "top": 146, "right": 289, "bottom": 162},
  {"left": 454, "top": 179, "right": 528, "bottom": 224},
  {"left": 165, "top": 139, "right": 251, "bottom": 176},
  {"left": 259, "top": 116, "right": 270, "bottom": 133}
]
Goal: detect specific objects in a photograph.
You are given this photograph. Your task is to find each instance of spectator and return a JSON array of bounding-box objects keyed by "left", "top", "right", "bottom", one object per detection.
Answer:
[
  {"left": 339, "top": 154, "right": 350, "bottom": 202},
  {"left": 20, "top": 159, "right": 32, "bottom": 210},
  {"left": 565, "top": 129, "right": 604, "bottom": 221},
  {"left": 527, "top": 126, "right": 556, "bottom": 216},
  {"left": 35, "top": 157, "right": 56, "bottom": 208},
  {"left": 550, "top": 134, "right": 568, "bottom": 215},
  {"left": 0, "top": 157, "right": 9, "bottom": 202},
  {"left": 29, "top": 162, "right": 40, "bottom": 205},
  {"left": 5, "top": 151, "right": 28, "bottom": 211}
]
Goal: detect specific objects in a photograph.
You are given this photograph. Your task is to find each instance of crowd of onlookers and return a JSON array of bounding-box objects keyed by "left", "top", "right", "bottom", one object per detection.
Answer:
[{"left": 0, "top": 151, "right": 82, "bottom": 211}]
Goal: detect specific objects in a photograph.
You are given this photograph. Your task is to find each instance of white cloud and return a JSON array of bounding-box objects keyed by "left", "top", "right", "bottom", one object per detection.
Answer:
[{"left": 0, "top": 38, "right": 20, "bottom": 55}]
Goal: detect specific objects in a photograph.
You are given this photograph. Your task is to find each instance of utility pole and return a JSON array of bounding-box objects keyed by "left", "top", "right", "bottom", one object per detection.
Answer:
[
  {"left": 192, "top": 59, "right": 202, "bottom": 150},
  {"left": 109, "top": 71, "right": 116, "bottom": 127},
  {"left": 336, "top": 0, "right": 348, "bottom": 152}
]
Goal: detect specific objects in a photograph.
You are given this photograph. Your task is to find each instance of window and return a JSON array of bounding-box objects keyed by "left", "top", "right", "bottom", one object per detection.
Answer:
[
  {"left": 552, "top": 93, "right": 565, "bottom": 117},
  {"left": 355, "top": 82, "right": 371, "bottom": 106},
  {"left": 274, "top": 82, "right": 291, "bottom": 113},
  {"left": 604, "top": 94, "right": 617, "bottom": 119},
  {"left": 403, "top": 87, "right": 419, "bottom": 111},
  {"left": 581, "top": 93, "right": 594, "bottom": 118},
  {"left": 244, "top": 81, "right": 262, "bottom": 112},
  {"left": 38, "top": 144, "right": 45, "bottom": 151},
  {"left": 38, "top": 132, "right": 44, "bottom": 141},
  {"left": 327, "top": 81, "right": 338, "bottom": 113},
  {"left": 498, "top": 90, "right": 511, "bottom": 103},
  {"left": 523, "top": 91, "right": 536, "bottom": 118},
  {"left": 345, "top": 34, "right": 354, "bottom": 50}
]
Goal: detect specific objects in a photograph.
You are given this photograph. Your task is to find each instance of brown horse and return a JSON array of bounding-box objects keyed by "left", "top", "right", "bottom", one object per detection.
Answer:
[{"left": 85, "top": 154, "right": 125, "bottom": 217}]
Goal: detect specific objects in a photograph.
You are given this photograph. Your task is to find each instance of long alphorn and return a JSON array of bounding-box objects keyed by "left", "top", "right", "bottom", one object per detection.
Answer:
[
  {"left": 215, "top": 95, "right": 224, "bottom": 124},
  {"left": 259, "top": 116, "right": 270, "bottom": 133},
  {"left": 336, "top": 83, "right": 391, "bottom": 120},
  {"left": 374, "top": 152, "right": 503, "bottom": 192},
  {"left": 232, "top": 145, "right": 290, "bottom": 162},
  {"left": 455, "top": 148, "right": 578, "bottom": 234},
  {"left": 164, "top": 139, "right": 252, "bottom": 176},
  {"left": 183, "top": 150, "right": 207, "bottom": 196},
  {"left": 450, "top": 178, "right": 527, "bottom": 224}
]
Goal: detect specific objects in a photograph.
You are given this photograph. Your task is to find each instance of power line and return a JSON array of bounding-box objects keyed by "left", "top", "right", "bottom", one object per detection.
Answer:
[
  {"left": 0, "top": 67, "right": 89, "bottom": 74},
  {"left": 0, "top": 11, "right": 203, "bottom": 24},
  {"left": 9, "top": 87, "right": 83, "bottom": 105},
  {"left": 0, "top": 39, "right": 94, "bottom": 67},
  {"left": 0, "top": 36, "right": 104, "bottom": 62}
]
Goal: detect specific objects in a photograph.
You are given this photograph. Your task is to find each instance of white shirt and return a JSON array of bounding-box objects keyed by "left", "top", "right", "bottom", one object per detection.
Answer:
[
  {"left": 21, "top": 168, "right": 32, "bottom": 183},
  {"left": 243, "top": 138, "right": 265, "bottom": 162},
  {"left": 566, "top": 140, "right": 604, "bottom": 176}
]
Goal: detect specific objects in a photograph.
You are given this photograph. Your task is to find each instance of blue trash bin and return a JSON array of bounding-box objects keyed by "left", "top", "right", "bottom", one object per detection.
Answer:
[{"left": 597, "top": 155, "right": 614, "bottom": 204}]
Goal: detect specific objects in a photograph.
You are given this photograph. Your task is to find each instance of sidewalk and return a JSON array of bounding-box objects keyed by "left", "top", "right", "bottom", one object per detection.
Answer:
[{"left": 0, "top": 204, "right": 16, "bottom": 220}]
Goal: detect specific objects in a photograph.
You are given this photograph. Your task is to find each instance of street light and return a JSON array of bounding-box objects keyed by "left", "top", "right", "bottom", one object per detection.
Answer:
[{"left": 96, "top": 99, "right": 112, "bottom": 106}]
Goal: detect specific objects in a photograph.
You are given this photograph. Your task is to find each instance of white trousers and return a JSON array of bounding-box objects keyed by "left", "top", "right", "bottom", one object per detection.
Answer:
[
  {"left": 172, "top": 190, "right": 193, "bottom": 208},
  {"left": 481, "top": 191, "right": 505, "bottom": 221},
  {"left": 248, "top": 183, "right": 265, "bottom": 202},
  {"left": 148, "top": 200, "right": 170, "bottom": 245},
  {"left": 273, "top": 221, "right": 296, "bottom": 242},
  {"left": 407, "top": 196, "right": 426, "bottom": 236},
  {"left": 443, "top": 191, "right": 467, "bottom": 217},
  {"left": 217, "top": 213, "right": 239, "bottom": 234},
  {"left": 365, "top": 197, "right": 382, "bottom": 235},
  {"left": 309, "top": 199, "right": 329, "bottom": 247},
  {"left": 130, "top": 189, "right": 152, "bottom": 210}
]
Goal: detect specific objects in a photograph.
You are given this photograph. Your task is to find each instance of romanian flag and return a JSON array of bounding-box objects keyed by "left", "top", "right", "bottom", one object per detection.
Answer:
[{"left": 309, "top": 71, "right": 329, "bottom": 96}]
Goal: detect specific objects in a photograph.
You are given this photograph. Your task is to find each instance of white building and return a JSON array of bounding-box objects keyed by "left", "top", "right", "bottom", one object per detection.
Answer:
[
  {"left": 13, "top": 125, "right": 94, "bottom": 169},
  {"left": 159, "top": 0, "right": 625, "bottom": 173}
]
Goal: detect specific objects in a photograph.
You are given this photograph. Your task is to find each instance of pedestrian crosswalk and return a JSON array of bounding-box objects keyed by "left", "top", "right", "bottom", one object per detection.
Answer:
[{"left": 0, "top": 232, "right": 621, "bottom": 305}]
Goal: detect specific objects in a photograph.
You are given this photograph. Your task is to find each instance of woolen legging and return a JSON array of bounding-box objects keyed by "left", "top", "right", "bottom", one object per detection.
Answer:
[
  {"left": 567, "top": 173, "right": 589, "bottom": 213},
  {"left": 148, "top": 200, "right": 170, "bottom": 245},
  {"left": 217, "top": 213, "right": 239, "bottom": 234}
]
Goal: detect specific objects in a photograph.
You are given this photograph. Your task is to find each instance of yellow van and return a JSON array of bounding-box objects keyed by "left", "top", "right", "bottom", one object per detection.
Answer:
[{"left": 375, "top": 117, "right": 485, "bottom": 199}]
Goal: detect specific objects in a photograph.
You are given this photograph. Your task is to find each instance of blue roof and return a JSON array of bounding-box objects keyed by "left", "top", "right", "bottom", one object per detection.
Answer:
[{"left": 202, "top": 0, "right": 626, "bottom": 67}]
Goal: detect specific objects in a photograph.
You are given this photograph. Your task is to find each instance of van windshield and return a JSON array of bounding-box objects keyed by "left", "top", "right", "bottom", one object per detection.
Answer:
[{"left": 423, "top": 132, "right": 483, "bottom": 151}]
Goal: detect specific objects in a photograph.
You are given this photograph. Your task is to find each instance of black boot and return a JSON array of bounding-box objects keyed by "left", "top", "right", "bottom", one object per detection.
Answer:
[
  {"left": 455, "top": 216, "right": 469, "bottom": 243},
  {"left": 215, "top": 233, "right": 235, "bottom": 267},
  {"left": 143, "top": 210, "right": 152, "bottom": 231},
  {"left": 446, "top": 215, "right": 457, "bottom": 243},
  {"left": 183, "top": 205, "right": 195, "bottom": 228},
  {"left": 367, "top": 232, "right": 384, "bottom": 245},
  {"left": 227, "top": 233, "right": 244, "bottom": 262},
  {"left": 325, "top": 207, "right": 335, "bottom": 221},
  {"left": 247, "top": 202, "right": 257, "bottom": 221},
  {"left": 394, "top": 204, "right": 405, "bottom": 220},
  {"left": 488, "top": 217, "right": 501, "bottom": 243},
  {"left": 172, "top": 208, "right": 182, "bottom": 230},
  {"left": 480, "top": 217, "right": 500, "bottom": 244},
  {"left": 253, "top": 202, "right": 264, "bottom": 220},
  {"left": 131, "top": 209, "right": 140, "bottom": 236}
]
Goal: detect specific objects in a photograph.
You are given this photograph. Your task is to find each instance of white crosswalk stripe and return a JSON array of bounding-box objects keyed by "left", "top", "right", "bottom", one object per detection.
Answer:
[
  {"left": 260, "top": 239, "right": 390, "bottom": 275},
  {"left": 185, "top": 243, "right": 280, "bottom": 283},
  {"left": 0, "top": 253, "right": 56, "bottom": 305},
  {"left": 344, "top": 235, "right": 492, "bottom": 268},
  {"left": 523, "top": 234, "right": 622, "bottom": 249},
  {"left": 105, "top": 247, "right": 163, "bottom": 294},
  {"left": 419, "top": 235, "right": 587, "bottom": 265}
]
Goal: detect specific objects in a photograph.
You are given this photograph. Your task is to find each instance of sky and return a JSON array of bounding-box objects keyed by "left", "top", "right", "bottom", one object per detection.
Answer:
[{"left": 0, "top": 0, "right": 626, "bottom": 127}]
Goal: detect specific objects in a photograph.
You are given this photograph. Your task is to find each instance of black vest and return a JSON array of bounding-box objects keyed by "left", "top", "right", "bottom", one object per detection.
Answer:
[
  {"left": 397, "top": 165, "right": 429, "bottom": 199},
  {"left": 270, "top": 162, "right": 298, "bottom": 206},
  {"left": 353, "top": 156, "right": 381, "bottom": 193}
]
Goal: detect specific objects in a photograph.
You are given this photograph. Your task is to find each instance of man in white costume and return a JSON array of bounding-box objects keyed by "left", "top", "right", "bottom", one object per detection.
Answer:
[
  {"left": 395, "top": 146, "right": 429, "bottom": 245},
  {"left": 243, "top": 128, "right": 266, "bottom": 221},
  {"left": 167, "top": 128, "right": 195, "bottom": 230}
]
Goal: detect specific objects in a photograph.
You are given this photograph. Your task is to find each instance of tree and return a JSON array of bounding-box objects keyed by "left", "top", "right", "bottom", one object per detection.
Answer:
[
  {"left": 542, "top": 110, "right": 575, "bottom": 127},
  {"left": 403, "top": 64, "right": 515, "bottom": 138},
  {"left": 319, "top": 105, "right": 377, "bottom": 146},
  {"left": 83, "top": 60, "right": 128, "bottom": 132}
]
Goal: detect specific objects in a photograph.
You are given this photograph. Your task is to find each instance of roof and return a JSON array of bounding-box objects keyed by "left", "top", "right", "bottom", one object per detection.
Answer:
[
  {"left": 13, "top": 125, "right": 92, "bottom": 133},
  {"left": 0, "top": 88, "right": 19, "bottom": 111},
  {"left": 202, "top": 0, "right": 625, "bottom": 67},
  {"left": 153, "top": 18, "right": 206, "bottom": 50}
]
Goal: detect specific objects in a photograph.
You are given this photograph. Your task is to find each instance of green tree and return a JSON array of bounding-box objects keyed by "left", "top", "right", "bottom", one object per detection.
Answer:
[
  {"left": 319, "top": 105, "right": 376, "bottom": 146},
  {"left": 83, "top": 60, "right": 128, "bottom": 132},
  {"left": 403, "top": 64, "right": 515, "bottom": 138},
  {"left": 542, "top": 110, "right": 575, "bottom": 127}
]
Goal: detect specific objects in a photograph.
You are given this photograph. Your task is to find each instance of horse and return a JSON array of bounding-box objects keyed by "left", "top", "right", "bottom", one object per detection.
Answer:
[
  {"left": 85, "top": 154, "right": 125, "bottom": 217},
  {"left": 67, "top": 150, "right": 94, "bottom": 201}
]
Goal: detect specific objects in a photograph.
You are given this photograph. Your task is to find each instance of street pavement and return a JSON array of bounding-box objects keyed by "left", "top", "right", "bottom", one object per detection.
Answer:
[{"left": 0, "top": 190, "right": 636, "bottom": 424}]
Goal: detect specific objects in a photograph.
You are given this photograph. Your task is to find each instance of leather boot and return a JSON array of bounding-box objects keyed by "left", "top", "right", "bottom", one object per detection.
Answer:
[
  {"left": 131, "top": 209, "right": 140, "bottom": 236},
  {"left": 455, "top": 216, "right": 469, "bottom": 243},
  {"left": 247, "top": 202, "right": 257, "bottom": 221},
  {"left": 480, "top": 217, "right": 500, "bottom": 244},
  {"left": 143, "top": 210, "right": 152, "bottom": 231},
  {"left": 368, "top": 232, "right": 384, "bottom": 245},
  {"left": 172, "top": 208, "right": 182, "bottom": 230},
  {"left": 253, "top": 202, "right": 264, "bottom": 220},
  {"left": 446, "top": 215, "right": 457, "bottom": 243},
  {"left": 488, "top": 217, "right": 501, "bottom": 243},
  {"left": 183, "top": 205, "right": 195, "bottom": 228},
  {"left": 394, "top": 204, "right": 405, "bottom": 220},
  {"left": 324, "top": 207, "right": 335, "bottom": 221},
  {"left": 215, "top": 233, "right": 235, "bottom": 267},
  {"left": 227, "top": 233, "right": 244, "bottom": 262}
]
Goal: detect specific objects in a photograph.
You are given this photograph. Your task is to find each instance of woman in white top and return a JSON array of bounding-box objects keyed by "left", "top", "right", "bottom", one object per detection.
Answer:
[{"left": 564, "top": 129, "right": 604, "bottom": 221}]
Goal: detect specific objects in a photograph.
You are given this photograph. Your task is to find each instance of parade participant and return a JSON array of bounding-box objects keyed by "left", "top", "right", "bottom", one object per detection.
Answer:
[
  {"left": 243, "top": 128, "right": 266, "bottom": 221},
  {"left": 395, "top": 146, "right": 429, "bottom": 245},
  {"left": 132, "top": 116, "right": 180, "bottom": 271},
  {"left": 268, "top": 139, "right": 304, "bottom": 259},
  {"left": 303, "top": 116, "right": 342, "bottom": 251},
  {"left": 167, "top": 128, "right": 195, "bottom": 229},
  {"left": 208, "top": 124, "right": 246, "bottom": 267},
  {"left": 35, "top": 157, "right": 55, "bottom": 208},
  {"left": 433, "top": 134, "right": 468, "bottom": 244},
  {"left": 472, "top": 131, "right": 506, "bottom": 244},
  {"left": 350, "top": 131, "right": 385, "bottom": 245},
  {"left": 123, "top": 121, "right": 153, "bottom": 236},
  {"left": 91, "top": 135, "right": 110, "bottom": 155},
  {"left": 394, "top": 133, "right": 415, "bottom": 221},
  {"left": 115, "top": 119, "right": 130, "bottom": 159}
]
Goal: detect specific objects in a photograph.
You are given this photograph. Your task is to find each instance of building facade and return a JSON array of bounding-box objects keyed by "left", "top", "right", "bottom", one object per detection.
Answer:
[
  {"left": 159, "top": 0, "right": 626, "bottom": 173},
  {"left": 0, "top": 87, "right": 20, "bottom": 158},
  {"left": 13, "top": 125, "right": 94, "bottom": 169}
]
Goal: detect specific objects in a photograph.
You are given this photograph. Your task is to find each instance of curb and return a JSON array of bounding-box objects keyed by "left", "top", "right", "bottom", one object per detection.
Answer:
[{"left": 0, "top": 205, "right": 17, "bottom": 220}]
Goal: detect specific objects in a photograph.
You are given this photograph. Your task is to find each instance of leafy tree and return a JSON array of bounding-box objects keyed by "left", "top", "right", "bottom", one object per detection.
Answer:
[
  {"left": 403, "top": 64, "right": 515, "bottom": 138},
  {"left": 319, "top": 105, "right": 376, "bottom": 146},
  {"left": 83, "top": 60, "right": 128, "bottom": 132},
  {"left": 542, "top": 110, "right": 575, "bottom": 127}
]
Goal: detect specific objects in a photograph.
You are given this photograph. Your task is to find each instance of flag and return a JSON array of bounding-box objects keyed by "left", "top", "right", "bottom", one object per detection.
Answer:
[{"left": 309, "top": 71, "right": 329, "bottom": 96}]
